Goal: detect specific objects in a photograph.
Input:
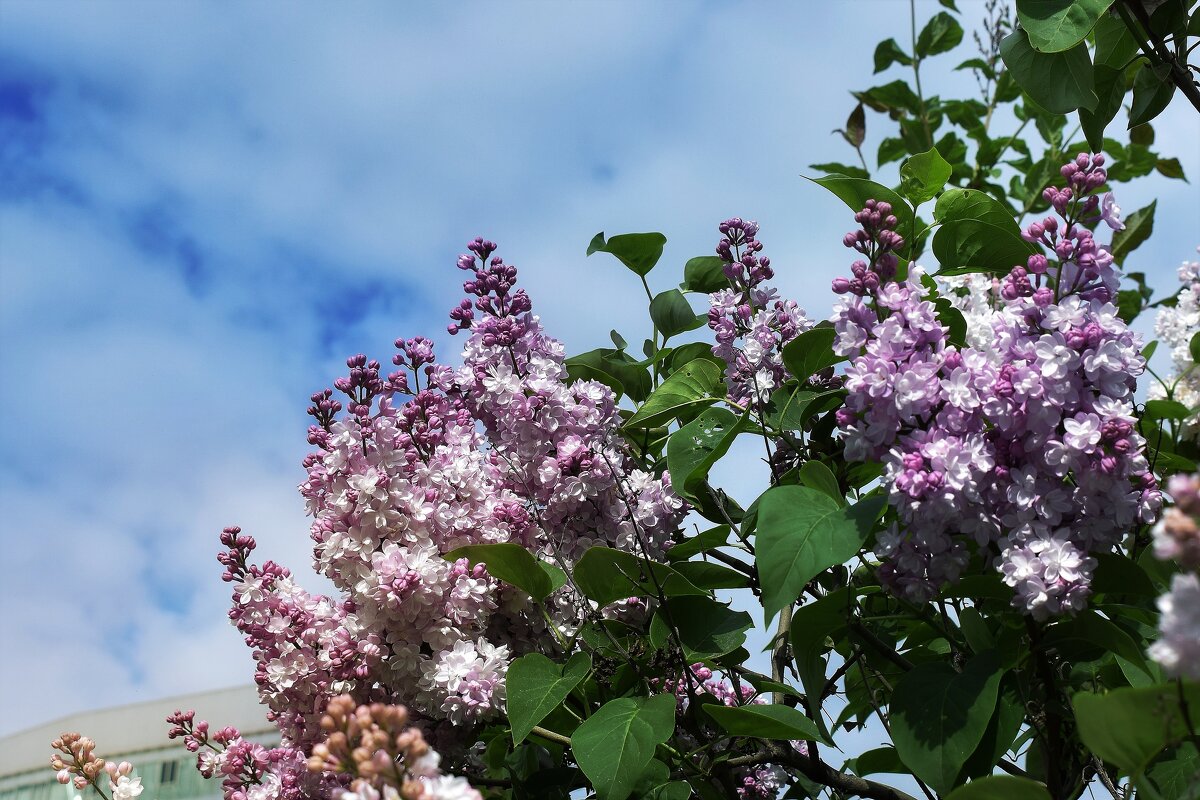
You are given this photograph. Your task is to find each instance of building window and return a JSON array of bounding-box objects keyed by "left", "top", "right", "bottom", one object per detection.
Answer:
[{"left": 160, "top": 761, "right": 178, "bottom": 784}]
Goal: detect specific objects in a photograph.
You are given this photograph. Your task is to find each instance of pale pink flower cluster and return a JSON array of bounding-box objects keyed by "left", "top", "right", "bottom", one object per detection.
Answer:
[
  {"left": 188, "top": 238, "right": 685, "bottom": 791},
  {"left": 831, "top": 160, "right": 1161, "bottom": 618},
  {"left": 217, "top": 528, "right": 382, "bottom": 748},
  {"left": 1149, "top": 247, "right": 1200, "bottom": 437},
  {"left": 1149, "top": 474, "right": 1200, "bottom": 680},
  {"left": 706, "top": 218, "right": 813, "bottom": 407}
]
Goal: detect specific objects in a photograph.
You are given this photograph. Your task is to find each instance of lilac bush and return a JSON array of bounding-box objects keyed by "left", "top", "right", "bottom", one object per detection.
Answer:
[{"left": 49, "top": 3, "right": 1200, "bottom": 800}]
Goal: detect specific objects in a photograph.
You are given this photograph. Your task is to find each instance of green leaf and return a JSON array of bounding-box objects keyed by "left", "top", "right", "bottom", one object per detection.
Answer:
[
  {"left": 1146, "top": 399, "right": 1193, "bottom": 422},
  {"left": 900, "top": 147, "right": 953, "bottom": 206},
  {"left": 565, "top": 348, "right": 652, "bottom": 402},
  {"left": 807, "top": 175, "right": 914, "bottom": 238},
  {"left": 958, "top": 682, "right": 1025, "bottom": 782},
  {"left": 444, "top": 542, "right": 557, "bottom": 600},
  {"left": 917, "top": 12, "right": 964, "bottom": 57},
  {"left": 703, "top": 703, "right": 830, "bottom": 744},
  {"left": 663, "top": 594, "right": 752, "bottom": 660},
  {"left": 573, "top": 546, "right": 705, "bottom": 606},
  {"left": 667, "top": 407, "right": 746, "bottom": 504},
  {"left": 1129, "top": 63, "right": 1176, "bottom": 128},
  {"left": 781, "top": 327, "right": 844, "bottom": 383},
  {"left": 1130, "top": 123, "right": 1155, "bottom": 146},
  {"left": 756, "top": 487, "right": 885, "bottom": 624},
  {"left": 1110, "top": 200, "right": 1156, "bottom": 266},
  {"left": 507, "top": 652, "right": 591, "bottom": 744},
  {"left": 945, "top": 775, "right": 1051, "bottom": 800},
  {"left": 664, "top": 341, "right": 724, "bottom": 375},
  {"left": 808, "top": 161, "right": 870, "bottom": 179},
  {"left": 538, "top": 561, "right": 568, "bottom": 594},
  {"left": 741, "top": 674, "right": 805, "bottom": 700},
  {"left": 1092, "top": 551, "right": 1158, "bottom": 597},
  {"left": 671, "top": 560, "right": 751, "bottom": 590},
  {"left": 932, "top": 219, "right": 1038, "bottom": 275},
  {"left": 587, "top": 232, "right": 668, "bottom": 277},
  {"left": 681, "top": 256, "right": 729, "bottom": 293},
  {"left": 842, "top": 102, "right": 866, "bottom": 149},
  {"left": 1157, "top": 157, "right": 1188, "bottom": 181},
  {"left": 1016, "top": 0, "right": 1115, "bottom": 53},
  {"left": 790, "top": 589, "right": 853, "bottom": 740},
  {"left": 1044, "top": 609, "right": 1155, "bottom": 684},
  {"left": 999, "top": 28, "right": 1097, "bottom": 113},
  {"left": 874, "top": 37, "right": 913, "bottom": 71},
  {"left": 1080, "top": 65, "right": 1127, "bottom": 152},
  {"left": 572, "top": 694, "right": 677, "bottom": 800},
  {"left": 1073, "top": 683, "right": 1200, "bottom": 776},
  {"left": 625, "top": 359, "right": 722, "bottom": 429},
  {"left": 666, "top": 525, "right": 731, "bottom": 561},
  {"left": 649, "top": 289, "right": 704, "bottom": 339},
  {"left": 1118, "top": 277, "right": 1148, "bottom": 316},
  {"left": 1190, "top": 330, "right": 1200, "bottom": 363},
  {"left": 855, "top": 80, "right": 923, "bottom": 116},
  {"left": 891, "top": 651, "right": 1007, "bottom": 794},
  {"left": 846, "top": 747, "right": 907, "bottom": 777},
  {"left": 768, "top": 386, "right": 844, "bottom": 432},
  {"left": 1093, "top": 10, "right": 1140, "bottom": 68},
  {"left": 878, "top": 137, "right": 908, "bottom": 165},
  {"left": 643, "top": 781, "right": 692, "bottom": 800},
  {"left": 934, "top": 188, "right": 1018, "bottom": 232},
  {"left": 798, "top": 461, "right": 843, "bottom": 505},
  {"left": 1144, "top": 742, "right": 1200, "bottom": 800}
]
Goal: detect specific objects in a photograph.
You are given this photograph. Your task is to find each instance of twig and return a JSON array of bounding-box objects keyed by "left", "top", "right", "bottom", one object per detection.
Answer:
[{"left": 725, "top": 746, "right": 922, "bottom": 800}]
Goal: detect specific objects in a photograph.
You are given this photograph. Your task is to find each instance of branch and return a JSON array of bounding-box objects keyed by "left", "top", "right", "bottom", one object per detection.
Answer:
[
  {"left": 530, "top": 725, "right": 572, "bottom": 747},
  {"left": 850, "top": 622, "right": 915, "bottom": 672},
  {"left": 1120, "top": 0, "right": 1200, "bottom": 115},
  {"left": 727, "top": 746, "right": 921, "bottom": 800}
]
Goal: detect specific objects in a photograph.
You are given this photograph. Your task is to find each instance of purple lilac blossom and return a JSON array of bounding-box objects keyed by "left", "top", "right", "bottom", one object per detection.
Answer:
[
  {"left": 831, "top": 157, "right": 1161, "bottom": 618},
  {"left": 707, "top": 219, "right": 813, "bottom": 407},
  {"left": 196, "top": 239, "right": 686, "bottom": 794}
]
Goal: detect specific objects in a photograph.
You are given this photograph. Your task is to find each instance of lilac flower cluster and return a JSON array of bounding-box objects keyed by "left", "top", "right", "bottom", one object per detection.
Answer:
[
  {"left": 296, "top": 238, "right": 686, "bottom": 738},
  {"left": 831, "top": 156, "right": 1161, "bottom": 619},
  {"left": 1149, "top": 248, "right": 1200, "bottom": 437},
  {"left": 51, "top": 733, "right": 134, "bottom": 796},
  {"left": 449, "top": 238, "right": 686, "bottom": 564},
  {"left": 707, "top": 219, "right": 813, "bottom": 406},
  {"left": 217, "top": 528, "right": 382, "bottom": 749},
  {"left": 1149, "top": 474, "right": 1200, "bottom": 680},
  {"left": 165, "top": 704, "right": 476, "bottom": 800},
  {"left": 190, "top": 239, "right": 685, "bottom": 790}
]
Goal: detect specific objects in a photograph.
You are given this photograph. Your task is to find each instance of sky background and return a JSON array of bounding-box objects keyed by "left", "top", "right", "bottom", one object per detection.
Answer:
[{"left": 1, "top": 0, "right": 1197, "bottom": 765}]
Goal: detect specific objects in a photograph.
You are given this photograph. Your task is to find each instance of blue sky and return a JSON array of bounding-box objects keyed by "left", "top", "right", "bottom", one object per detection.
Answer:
[{"left": 1, "top": 0, "right": 1197, "bottom": 741}]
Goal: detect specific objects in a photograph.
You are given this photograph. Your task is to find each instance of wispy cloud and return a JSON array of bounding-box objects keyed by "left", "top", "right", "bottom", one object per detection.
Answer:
[{"left": 1, "top": 0, "right": 1196, "bottom": 738}]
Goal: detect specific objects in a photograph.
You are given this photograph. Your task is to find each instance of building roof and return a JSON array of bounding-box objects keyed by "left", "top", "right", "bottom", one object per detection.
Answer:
[{"left": 0, "top": 686, "right": 275, "bottom": 779}]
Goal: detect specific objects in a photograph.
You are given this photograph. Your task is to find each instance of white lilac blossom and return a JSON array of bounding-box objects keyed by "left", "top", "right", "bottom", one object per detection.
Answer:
[
  {"left": 831, "top": 156, "right": 1161, "bottom": 618},
  {"left": 193, "top": 238, "right": 685, "bottom": 795},
  {"left": 1154, "top": 475, "right": 1200, "bottom": 569},
  {"left": 1148, "top": 473, "right": 1200, "bottom": 679},
  {"left": 109, "top": 777, "right": 143, "bottom": 800},
  {"left": 1148, "top": 574, "right": 1200, "bottom": 680},
  {"left": 1148, "top": 248, "right": 1200, "bottom": 437},
  {"left": 706, "top": 219, "right": 813, "bottom": 408}
]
